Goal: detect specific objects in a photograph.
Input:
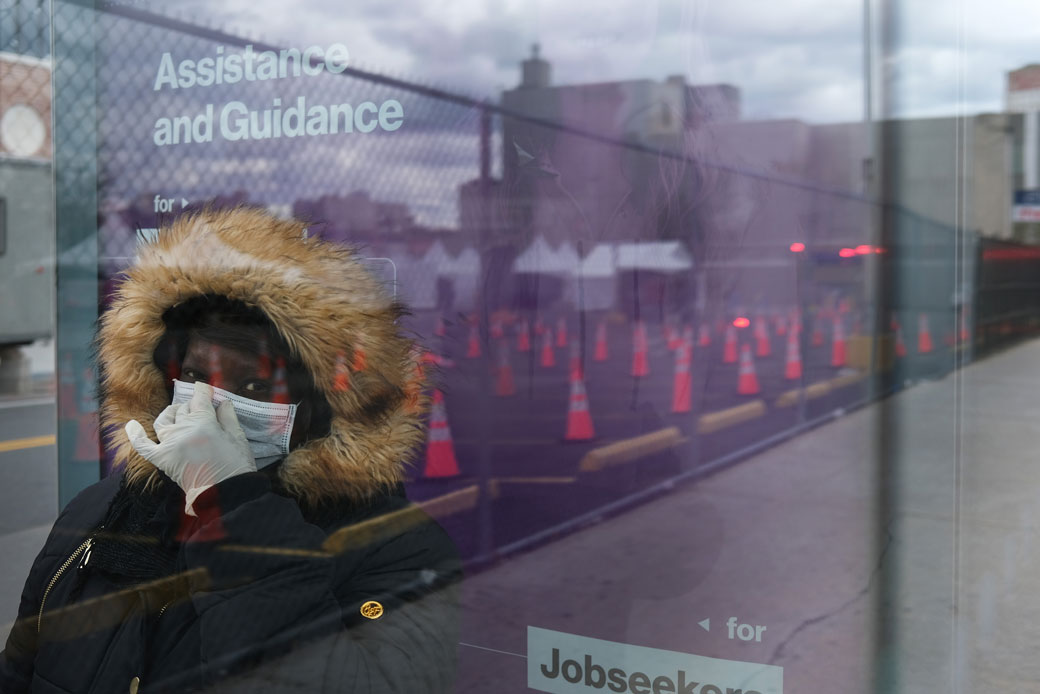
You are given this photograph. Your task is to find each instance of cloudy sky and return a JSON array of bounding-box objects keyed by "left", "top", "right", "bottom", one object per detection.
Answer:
[{"left": 129, "top": 0, "right": 1040, "bottom": 123}]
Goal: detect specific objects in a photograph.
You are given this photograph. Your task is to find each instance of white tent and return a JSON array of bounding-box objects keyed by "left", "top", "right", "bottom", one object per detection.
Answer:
[
  {"left": 392, "top": 254, "right": 439, "bottom": 310},
  {"left": 556, "top": 241, "right": 581, "bottom": 270},
  {"left": 439, "top": 246, "right": 480, "bottom": 312},
  {"left": 442, "top": 247, "right": 480, "bottom": 276},
  {"left": 616, "top": 241, "right": 693, "bottom": 273},
  {"left": 574, "top": 243, "right": 616, "bottom": 278},
  {"left": 512, "top": 236, "right": 571, "bottom": 275},
  {"left": 422, "top": 240, "right": 452, "bottom": 274},
  {"left": 569, "top": 243, "right": 617, "bottom": 311}
]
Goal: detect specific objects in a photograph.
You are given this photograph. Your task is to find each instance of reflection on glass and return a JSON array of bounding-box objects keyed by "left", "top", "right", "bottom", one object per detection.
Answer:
[{"left": 0, "top": 0, "right": 1037, "bottom": 690}]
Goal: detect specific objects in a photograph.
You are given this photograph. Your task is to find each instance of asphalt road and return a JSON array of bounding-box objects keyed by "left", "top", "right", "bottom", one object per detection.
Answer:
[
  {"left": 0, "top": 400, "right": 58, "bottom": 536},
  {"left": 401, "top": 312, "right": 904, "bottom": 559}
]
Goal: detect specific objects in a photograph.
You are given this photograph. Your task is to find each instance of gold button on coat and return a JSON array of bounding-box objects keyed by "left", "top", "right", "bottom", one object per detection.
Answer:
[
  {"left": 129, "top": 676, "right": 140, "bottom": 694},
  {"left": 360, "top": 601, "right": 384, "bottom": 619}
]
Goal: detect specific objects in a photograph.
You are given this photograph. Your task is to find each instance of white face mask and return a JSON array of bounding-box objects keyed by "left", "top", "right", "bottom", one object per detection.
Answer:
[{"left": 171, "top": 379, "right": 297, "bottom": 469}]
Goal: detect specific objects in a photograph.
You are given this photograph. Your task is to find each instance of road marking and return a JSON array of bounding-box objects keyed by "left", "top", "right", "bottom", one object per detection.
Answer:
[
  {"left": 776, "top": 382, "right": 831, "bottom": 408},
  {"left": 0, "top": 397, "right": 54, "bottom": 410},
  {"left": 453, "top": 439, "right": 563, "bottom": 446},
  {"left": 493, "top": 476, "right": 576, "bottom": 485},
  {"left": 697, "top": 401, "right": 766, "bottom": 434},
  {"left": 580, "top": 427, "right": 684, "bottom": 472},
  {"left": 0, "top": 434, "right": 56, "bottom": 453},
  {"left": 418, "top": 484, "right": 486, "bottom": 518}
]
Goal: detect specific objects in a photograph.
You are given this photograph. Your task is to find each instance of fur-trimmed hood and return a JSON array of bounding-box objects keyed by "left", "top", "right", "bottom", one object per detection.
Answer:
[{"left": 98, "top": 206, "right": 426, "bottom": 506}]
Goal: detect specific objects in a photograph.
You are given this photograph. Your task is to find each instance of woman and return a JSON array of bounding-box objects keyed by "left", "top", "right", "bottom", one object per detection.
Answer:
[{"left": 0, "top": 207, "right": 460, "bottom": 693}]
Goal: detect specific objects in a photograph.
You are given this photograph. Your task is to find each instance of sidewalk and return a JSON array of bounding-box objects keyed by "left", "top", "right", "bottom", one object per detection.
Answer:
[{"left": 454, "top": 337, "right": 1040, "bottom": 694}]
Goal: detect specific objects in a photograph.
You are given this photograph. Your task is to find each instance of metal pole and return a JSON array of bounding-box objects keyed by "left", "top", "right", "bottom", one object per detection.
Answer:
[{"left": 474, "top": 103, "right": 496, "bottom": 562}]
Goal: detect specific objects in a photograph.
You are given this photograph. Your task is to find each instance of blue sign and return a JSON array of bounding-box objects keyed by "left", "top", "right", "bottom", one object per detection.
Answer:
[{"left": 1013, "top": 190, "right": 1040, "bottom": 205}]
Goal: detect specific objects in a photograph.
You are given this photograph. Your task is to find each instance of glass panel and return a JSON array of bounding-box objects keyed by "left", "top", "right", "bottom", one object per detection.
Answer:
[
  {"left": 38, "top": 1, "right": 883, "bottom": 691},
  {"left": 52, "top": 0, "right": 100, "bottom": 507},
  {"left": 6, "top": 0, "right": 1032, "bottom": 691},
  {"left": 877, "top": 3, "right": 1040, "bottom": 692}
]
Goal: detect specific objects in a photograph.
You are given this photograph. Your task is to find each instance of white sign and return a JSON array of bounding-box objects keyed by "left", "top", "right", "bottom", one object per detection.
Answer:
[
  {"left": 1013, "top": 206, "right": 1040, "bottom": 222},
  {"left": 528, "top": 626, "right": 783, "bottom": 694}
]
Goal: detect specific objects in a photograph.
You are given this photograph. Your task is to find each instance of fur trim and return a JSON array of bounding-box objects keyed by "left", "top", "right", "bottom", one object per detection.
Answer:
[{"left": 97, "top": 207, "right": 428, "bottom": 506}]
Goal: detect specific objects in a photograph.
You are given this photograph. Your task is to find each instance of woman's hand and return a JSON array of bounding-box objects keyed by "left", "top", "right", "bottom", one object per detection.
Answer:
[{"left": 125, "top": 382, "right": 257, "bottom": 515}]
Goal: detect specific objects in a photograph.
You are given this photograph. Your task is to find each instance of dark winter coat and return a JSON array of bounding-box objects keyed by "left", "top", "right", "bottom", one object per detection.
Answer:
[{"left": 0, "top": 208, "right": 460, "bottom": 692}]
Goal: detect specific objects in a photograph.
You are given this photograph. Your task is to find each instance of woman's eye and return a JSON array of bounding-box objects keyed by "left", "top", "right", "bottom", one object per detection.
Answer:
[
  {"left": 182, "top": 368, "right": 204, "bottom": 382},
  {"left": 243, "top": 381, "right": 270, "bottom": 394}
]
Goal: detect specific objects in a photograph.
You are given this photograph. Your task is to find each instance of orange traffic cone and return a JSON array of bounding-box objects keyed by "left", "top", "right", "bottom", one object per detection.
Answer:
[
  {"left": 424, "top": 390, "right": 460, "bottom": 478},
  {"left": 681, "top": 325, "right": 694, "bottom": 352},
  {"left": 918, "top": 313, "right": 933, "bottom": 354},
  {"left": 631, "top": 320, "right": 649, "bottom": 377},
  {"left": 425, "top": 350, "right": 455, "bottom": 369},
  {"left": 666, "top": 320, "right": 680, "bottom": 351},
  {"left": 257, "top": 340, "right": 272, "bottom": 380},
  {"left": 495, "top": 340, "right": 516, "bottom": 397},
  {"left": 403, "top": 347, "right": 425, "bottom": 415},
  {"left": 434, "top": 314, "right": 446, "bottom": 337},
  {"left": 564, "top": 378, "right": 595, "bottom": 441},
  {"left": 671, "top": 341, "right": 692, "bottom": 413},
  {"left": 256, "top": 349, "right": 284, "bottom": 436},
  {"left": 272, "top": 358, "right": 291, "bottom": 405},
  {"left": 784, "top": 329, "right": 802, "bottom": 380},
  {"left": 831, "top": 317, "right": 846, "bottom": 367},
  {"left": 208, "top": 344, "right": 225, "bottom": 390},
  {"left": 490, "top": 316, "right": 504, "bottom": 340},
  {"left": 593, "top": 320, "right": 608, "bottom": 362},
  {"left": 755, "top": 317, "right": 771, "bottom": 358},
  {"left": 333, "top": 350, "right": 350, "bottom": 392},
  {"left": 163, "top": 342, "right": 181, "bottom": 384},
  {"left": 890, "top": 318, "right": 906, "bottom": 355},
  {"left": 737, "top": 344, "right": 760, "bottom": 395},
  {"left": 569, "top": 340, "right": 584, "bottom": 382},
  {"left": 776, "top": 314, "right": 787, "bottom": 337},
  {"left": 811, "top": 315, "right": 824, "bottom": 347},
  {"left": 698, "top": 323, "right": 711, "bottom": 347},
  {"left": 466, "top": 322, "right": 482, "bottom": 359},
  {"left": 517, "top": 317, "right": 532, "bottom": 352},
  {"left": 556, "top": 317, "right": 568, "bottom": 348},
  {"left": 540, "top": 329, "right": 556, "bottom": 368},
  {"left": 351, "top": 347, "right": 368, "bottom": 373},
  {"left": 789, "top": 311, "right": 802, "bottom": 336},
  {"left": 723, "top": 324, "right": 738, "bottom": 364}
]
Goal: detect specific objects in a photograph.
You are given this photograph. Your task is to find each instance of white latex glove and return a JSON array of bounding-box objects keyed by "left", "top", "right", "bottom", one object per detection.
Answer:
[{"left": 125, "top": 382, "right": 257, "bottom": 516}]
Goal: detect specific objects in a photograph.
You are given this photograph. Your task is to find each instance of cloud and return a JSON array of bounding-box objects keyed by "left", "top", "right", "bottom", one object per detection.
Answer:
[{"left": 117, "top": 0, "right": 1040, "bottom": 124}]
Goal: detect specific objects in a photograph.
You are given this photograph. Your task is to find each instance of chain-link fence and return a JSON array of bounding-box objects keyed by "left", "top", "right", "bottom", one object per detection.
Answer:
[{"left": 0, "top": 0, "right": 49, "bottom": 59}]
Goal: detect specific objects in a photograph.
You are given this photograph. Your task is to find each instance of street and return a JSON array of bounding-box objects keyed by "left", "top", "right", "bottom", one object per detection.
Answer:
[{"left": 0, "top": 399, "right": 57, "bottom": 535}]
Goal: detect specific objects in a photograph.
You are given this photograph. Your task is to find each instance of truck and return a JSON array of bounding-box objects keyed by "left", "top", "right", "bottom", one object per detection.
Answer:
[{"left": 0, "top": 156, "right": 54, "bottom": 389}]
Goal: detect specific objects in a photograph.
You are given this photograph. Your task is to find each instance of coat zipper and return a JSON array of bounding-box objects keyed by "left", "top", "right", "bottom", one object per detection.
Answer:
[{"left": 36, "top": 534, "right": 97, "bottom": 634}]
